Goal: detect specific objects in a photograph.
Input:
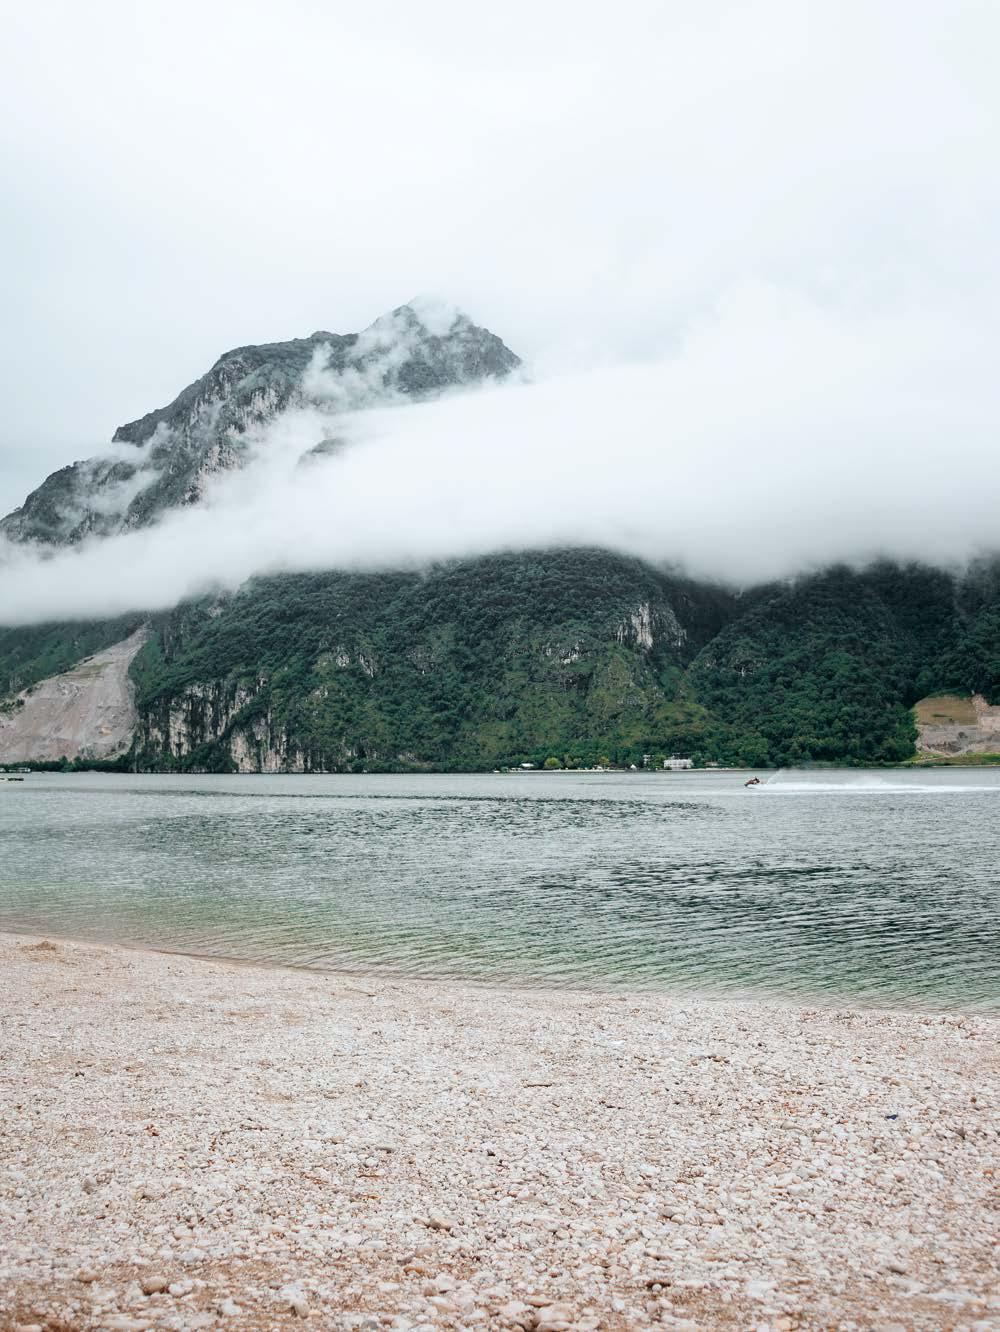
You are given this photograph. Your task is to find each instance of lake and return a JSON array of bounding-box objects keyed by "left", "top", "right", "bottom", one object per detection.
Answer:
[{"left": 1, "top": 768, "right": 997, "bottom": 1010}]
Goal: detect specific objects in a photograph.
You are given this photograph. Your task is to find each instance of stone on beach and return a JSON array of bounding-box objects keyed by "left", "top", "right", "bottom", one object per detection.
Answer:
[{"left": 0, "top": 930, "right": 996, "bottom": 1330}]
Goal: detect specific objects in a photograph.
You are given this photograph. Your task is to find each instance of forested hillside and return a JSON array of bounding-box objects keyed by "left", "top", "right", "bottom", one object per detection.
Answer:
[
  {"left": 128, "top": 550, "right": 737, "bottom": 771},
  {"left": 690, "top": 563, "right": 960, "bottom": 766},
  {"left": 4, "top": 551, "right": 998, "bottom": 771}
]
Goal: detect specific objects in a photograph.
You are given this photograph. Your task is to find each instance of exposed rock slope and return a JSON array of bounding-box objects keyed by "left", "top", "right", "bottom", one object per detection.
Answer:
[
  {"left": 914, "top": 692, "right": 1000, "bottom": 755},
  {"left": 0, "top": 628, "right": 146, "bottom": 763}
]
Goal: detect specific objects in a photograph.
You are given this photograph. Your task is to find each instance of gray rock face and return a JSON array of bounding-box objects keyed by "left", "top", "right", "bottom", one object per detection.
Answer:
[
  {"left": 0, "top": 627, "right": 147, "bottom": 762},
  {"left": 914, "top": 692, "right": 1000, "bottom": 755},
  {"left": 0, "top": 303, "right": 520, "bottom": 546}
]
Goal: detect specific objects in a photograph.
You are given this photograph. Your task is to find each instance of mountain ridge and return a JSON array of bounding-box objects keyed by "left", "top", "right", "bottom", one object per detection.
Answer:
[
  {"left": 0, "top": 302, "right": 520, "bottom": 546},
  {"left": 1, "top": 308, "right": 998, "bottom": 770}
]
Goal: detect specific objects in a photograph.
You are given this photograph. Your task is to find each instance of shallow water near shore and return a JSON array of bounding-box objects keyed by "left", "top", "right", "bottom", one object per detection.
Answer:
[{"left": 1, "top": 768, "right": 998, "bottom": 1010}]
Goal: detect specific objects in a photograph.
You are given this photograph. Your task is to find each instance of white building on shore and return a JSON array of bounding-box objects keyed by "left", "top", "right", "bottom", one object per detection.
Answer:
[{"left": 663, "top": 756, "right": 694, "bottom": 770}]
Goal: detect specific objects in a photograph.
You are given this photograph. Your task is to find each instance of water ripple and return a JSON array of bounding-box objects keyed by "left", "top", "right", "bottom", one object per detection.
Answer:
[{"left": 1, "top": 769, "right": 998, "bottom": 1010}]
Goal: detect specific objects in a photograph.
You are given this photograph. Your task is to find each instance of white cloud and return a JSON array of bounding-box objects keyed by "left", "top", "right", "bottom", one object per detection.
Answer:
[
  {"left": 2, "top": 279, "right": 996, "bottom": 624},
  {"left": 0, "top": 0, "right": 998, "bottom": 609}
]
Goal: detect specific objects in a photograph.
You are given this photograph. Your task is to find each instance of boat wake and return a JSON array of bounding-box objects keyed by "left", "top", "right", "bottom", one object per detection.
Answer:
[{"left": 760, "top": 772, "right": 1000, "bottom": 794}]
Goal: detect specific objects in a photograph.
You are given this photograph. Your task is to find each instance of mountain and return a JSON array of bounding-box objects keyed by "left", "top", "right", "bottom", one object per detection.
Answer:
[
  {"left": 1, "top": 305, "right": 998, "bottom": 771},
  {"left": 3, "top": 552, "right": 998, "bottom": 771},
  {"left": 0, "top": 303, "right": 519, "bottom": 546}
]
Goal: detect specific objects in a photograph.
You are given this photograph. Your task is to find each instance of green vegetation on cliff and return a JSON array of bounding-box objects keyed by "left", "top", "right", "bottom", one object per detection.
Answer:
[
  {"left": 3, "top": 552, "right": 999, "bottom": 771},
  {"left": 131, "top": 550, "right": 737, "bottom": 771},
  {"left": 126, "top": 553, "right": 1000, "bottom": 771}
]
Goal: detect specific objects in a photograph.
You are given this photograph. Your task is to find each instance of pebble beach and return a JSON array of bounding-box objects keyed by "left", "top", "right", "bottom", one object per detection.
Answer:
[{"left": 1, "top": 932, "right": 997, "bottom": 1331}]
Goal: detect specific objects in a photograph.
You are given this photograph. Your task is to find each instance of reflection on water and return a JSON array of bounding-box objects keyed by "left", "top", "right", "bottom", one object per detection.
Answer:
[{"left": 1, "top": 769, "right": 998, "bottom": 1010}]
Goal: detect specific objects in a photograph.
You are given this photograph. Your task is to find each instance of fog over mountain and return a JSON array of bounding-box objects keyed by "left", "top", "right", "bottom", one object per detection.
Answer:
[
  {"left": 2, "top": 2, "right": 999, "bottom": 631},
  {"left": 1, "top": 279, "right": 997, "bottom": 625}
]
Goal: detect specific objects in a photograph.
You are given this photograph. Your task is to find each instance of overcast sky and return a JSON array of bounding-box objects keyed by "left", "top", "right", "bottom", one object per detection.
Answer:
[{"left": 1, "top": 0, "right": 998, "bottom": 520}]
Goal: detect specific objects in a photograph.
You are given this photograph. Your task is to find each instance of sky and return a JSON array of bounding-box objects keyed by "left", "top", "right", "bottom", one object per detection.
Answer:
[{"left": 1, "top": 0, "right": 998, "bottom": 612}]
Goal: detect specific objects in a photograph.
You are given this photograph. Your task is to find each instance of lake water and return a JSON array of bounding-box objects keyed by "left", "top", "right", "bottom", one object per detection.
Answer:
[{"left": 1, "top": 769, "right": 998, "bottom": 1011}]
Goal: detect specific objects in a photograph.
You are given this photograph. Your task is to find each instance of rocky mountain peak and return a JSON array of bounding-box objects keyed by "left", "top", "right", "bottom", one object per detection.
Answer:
[{"left": 1, "top": 303, "right": 520, "bottom": 547}]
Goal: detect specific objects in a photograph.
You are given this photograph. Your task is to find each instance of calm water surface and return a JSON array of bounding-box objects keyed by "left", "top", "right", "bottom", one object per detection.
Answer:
[{"left": 1, "top": 769, "right": 998, "bottom": 1010}]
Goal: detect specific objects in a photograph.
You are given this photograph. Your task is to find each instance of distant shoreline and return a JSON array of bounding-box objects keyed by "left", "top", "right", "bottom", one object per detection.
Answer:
[{"left": 6, "top": 756, "right": 1000, "bottom": 776}]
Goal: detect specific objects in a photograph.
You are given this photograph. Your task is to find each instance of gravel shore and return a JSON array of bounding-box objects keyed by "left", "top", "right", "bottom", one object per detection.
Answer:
[{"left": 1, "top": 932, "right": 996, "bottom": 1331}]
